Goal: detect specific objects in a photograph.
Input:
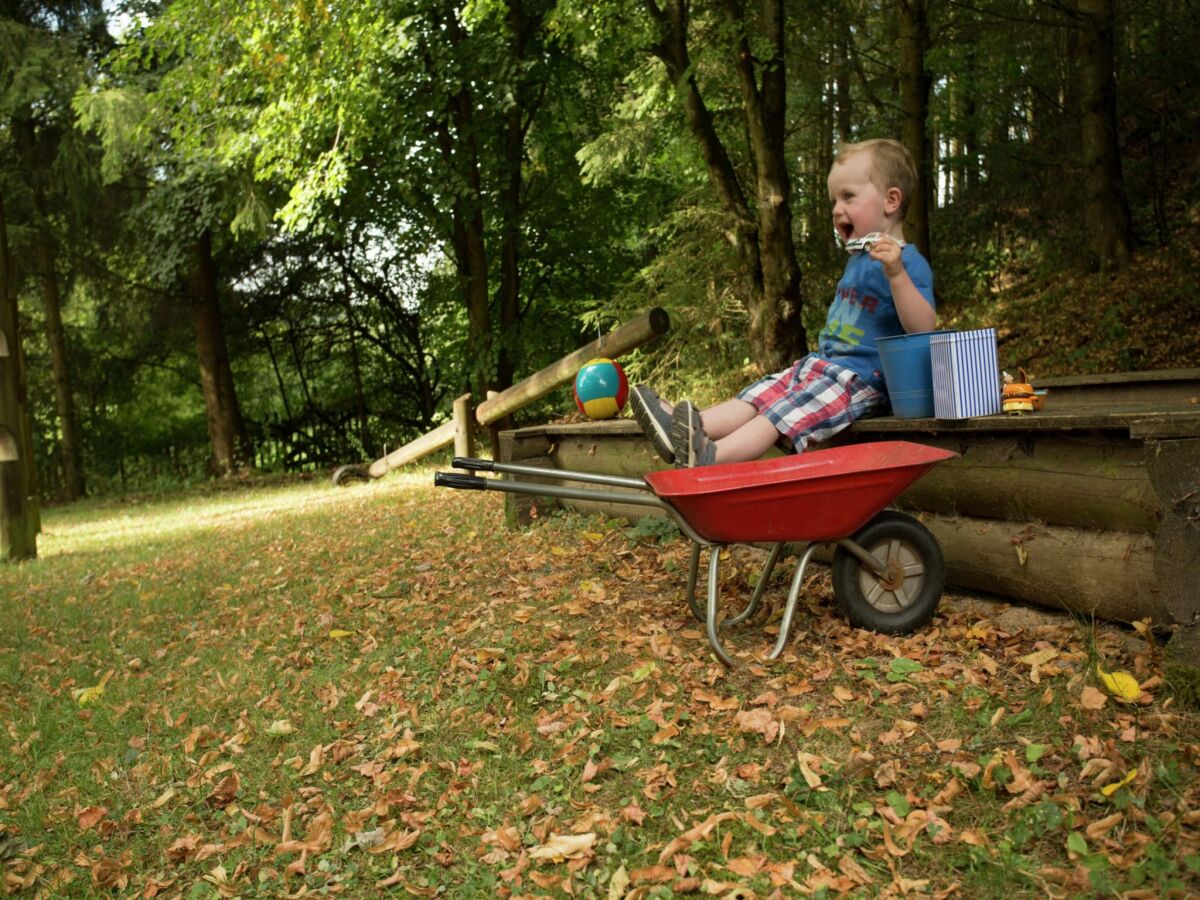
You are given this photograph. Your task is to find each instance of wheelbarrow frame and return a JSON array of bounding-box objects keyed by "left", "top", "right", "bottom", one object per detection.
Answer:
[{"left": 436, "top": 445, "right": 952, "bottom": 666}]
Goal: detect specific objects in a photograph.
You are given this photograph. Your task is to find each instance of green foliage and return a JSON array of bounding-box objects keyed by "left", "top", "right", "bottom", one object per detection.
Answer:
[{"left": 4, "top": 0, "right": 1200, "bottom": 495}]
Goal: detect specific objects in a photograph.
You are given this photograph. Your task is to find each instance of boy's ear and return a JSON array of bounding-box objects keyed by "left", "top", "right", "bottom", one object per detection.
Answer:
[{"left": 884, "top": 186, "right": 903, "bottom": 215}]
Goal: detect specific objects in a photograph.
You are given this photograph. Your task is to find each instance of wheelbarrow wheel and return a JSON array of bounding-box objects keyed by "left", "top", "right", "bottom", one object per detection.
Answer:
[
  {"left": 332, "top": 464, "right": 371, "bottom": 487},
  {"left": 832, "top": 511, "right": 944, "bottom": 634}
]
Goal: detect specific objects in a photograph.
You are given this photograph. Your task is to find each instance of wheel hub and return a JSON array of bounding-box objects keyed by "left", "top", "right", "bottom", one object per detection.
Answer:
[
  {"left": 858, "top": 538, "right": 924, "bottom": 613},
  {"left": 878, "top": 560, "right": 906, "bottom": 591}
]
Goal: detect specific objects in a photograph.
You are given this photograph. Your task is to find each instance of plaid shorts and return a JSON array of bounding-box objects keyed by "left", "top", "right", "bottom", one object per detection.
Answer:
[{"left": 737, "top": 355, "right": 887, "bottom": 453}]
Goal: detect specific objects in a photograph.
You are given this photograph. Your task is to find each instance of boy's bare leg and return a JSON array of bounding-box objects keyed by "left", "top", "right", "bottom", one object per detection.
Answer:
[
  {"left": 698, "top": 398, "right": 758, "bottom": 439},
  {"left": 712, "top": 416, "right": 780, "bottom": 464}
]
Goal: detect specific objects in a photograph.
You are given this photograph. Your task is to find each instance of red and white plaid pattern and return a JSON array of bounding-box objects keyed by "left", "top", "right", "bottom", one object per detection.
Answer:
[{"left": 737, "top": 355, "right": 887, "bottom": 453}]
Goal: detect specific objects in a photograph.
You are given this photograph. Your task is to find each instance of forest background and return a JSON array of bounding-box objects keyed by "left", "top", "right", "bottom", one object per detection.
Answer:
[{"left": 2, "top": 0, "right": 1199, "bottom": 514}]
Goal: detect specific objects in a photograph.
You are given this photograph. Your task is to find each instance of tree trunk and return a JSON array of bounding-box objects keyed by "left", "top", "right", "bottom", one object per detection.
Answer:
[
  {"left": 457, "top": 93, "right": 491, "bottom": 402},
  {"left": 345, "top": 300, "right": 370, "bottom": 456},
  {"left": 897, "top": 0, "right": 933, "bottom": 258},
  {"left": 437, "top": 11, "right": 492, "bottom": 406},
  {"left": 835, "top": 16, "right": 853, "bottom": 145},
  {"left": 960, "top": 22, "right": 979, "bottom": 193},
  {"left": 14, "top": 107, "right": 85, "bottom": 500},
  {"left": 1073, "top": 0, "right": 1133, "bottom": 272},
  {"left": 0, "top": 192, "right": 40, "bottom": 560},
  {"left": 742, "top": 0, "right": 805, "bottom": 371},
  {"left": 190, "top": 229, "right": 252, "bottom": 477},
  {"left": 811, "top": 54, "right": 835, "bottom": 261},
  {"left": 648, "top": 0, "right": 807, "bottom": 372},
  {"left": 336, "top": 265, "right": 369, "bottom": 454},
  {"left": 35, "top": 233, "right": 85, "bottom": 500},
  {"left": 17, "top": 103, "right": 84, "bottom": 499},
  {"left": 496, "top": 0, "right": 526, "bottom": 399}
]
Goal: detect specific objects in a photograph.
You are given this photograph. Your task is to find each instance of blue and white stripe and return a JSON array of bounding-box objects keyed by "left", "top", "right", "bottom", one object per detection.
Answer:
[{"left": 931, "top": 328, "right": 1001, "bottom": 418}]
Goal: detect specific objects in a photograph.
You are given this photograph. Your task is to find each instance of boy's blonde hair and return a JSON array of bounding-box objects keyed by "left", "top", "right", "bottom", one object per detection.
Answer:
[{"left": 833, "top": 139, "right": 917, "bottom": 219}]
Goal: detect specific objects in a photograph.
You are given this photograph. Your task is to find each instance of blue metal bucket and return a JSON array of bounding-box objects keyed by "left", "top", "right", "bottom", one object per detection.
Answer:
[{"left": 876, "top": 331, "right": 941, "bottom": 418}]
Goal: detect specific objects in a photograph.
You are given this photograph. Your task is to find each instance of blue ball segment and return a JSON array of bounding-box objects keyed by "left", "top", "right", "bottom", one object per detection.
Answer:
[{"left": 573, "top": 358, "right": 629, "bottom": 419}]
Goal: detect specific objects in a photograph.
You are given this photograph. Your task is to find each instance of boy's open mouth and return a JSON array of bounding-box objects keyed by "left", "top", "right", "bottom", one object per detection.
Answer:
[{"left": 837, "top": 222, "right": 854, "bottom": 241}]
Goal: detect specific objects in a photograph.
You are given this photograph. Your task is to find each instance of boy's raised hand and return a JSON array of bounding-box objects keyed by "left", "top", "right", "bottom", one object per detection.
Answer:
[{"left": 869, "top": 234, "right": 904, "bottom": 278}]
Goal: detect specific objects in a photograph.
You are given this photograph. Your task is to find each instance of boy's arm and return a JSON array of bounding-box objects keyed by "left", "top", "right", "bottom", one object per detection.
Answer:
[{"left": 870, "top": 236, "right": 936, "bottom": 333}]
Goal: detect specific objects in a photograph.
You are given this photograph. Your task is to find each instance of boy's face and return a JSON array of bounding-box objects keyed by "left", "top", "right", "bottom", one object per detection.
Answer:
[{"left": 828, "top": 152, "right": 902, "bottom": 242}]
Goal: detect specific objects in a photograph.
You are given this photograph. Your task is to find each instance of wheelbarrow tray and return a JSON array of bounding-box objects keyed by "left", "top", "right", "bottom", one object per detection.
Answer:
[{"left": 644, "top": 440, "right": 956, "bottom": 543}]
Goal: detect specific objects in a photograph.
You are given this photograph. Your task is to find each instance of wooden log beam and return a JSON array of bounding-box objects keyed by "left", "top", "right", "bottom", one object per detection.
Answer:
[
  {"left": 1036, "top": 367, "right": 1200, "bottom": 407},
  {"left": 475, "top": 307, "right": 669, "bottom": 427},
  {"left": 531, "top": 468, "right": 1166, "bottom": 624},
  {"left": 550, "top": 428, "right": 1164, "bottom": 534},
  {"left": 922, "top": 513, "right": 1162, "bottom": 624},
  {"left": 872, "top": 434, "right": 1161, "bottom": 534},
  {"left": 498, "top": 425, "right": 1172, "bottom": 624},
  {"left": 367, "top": 420, "right": 456, "bottom": 478},
  {"left": 553, "top": 431, "right": 673, "bottom": 479}
]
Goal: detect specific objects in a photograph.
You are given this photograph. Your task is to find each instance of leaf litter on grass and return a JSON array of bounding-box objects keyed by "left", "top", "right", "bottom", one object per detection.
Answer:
[{"left": 0, "top": 472, "right": 1198, "bottom": 897}]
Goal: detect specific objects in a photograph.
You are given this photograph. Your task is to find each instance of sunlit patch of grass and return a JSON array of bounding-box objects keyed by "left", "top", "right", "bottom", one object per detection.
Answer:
[{"left": 34, "top": 472, "right": 431, "bottom": 559}]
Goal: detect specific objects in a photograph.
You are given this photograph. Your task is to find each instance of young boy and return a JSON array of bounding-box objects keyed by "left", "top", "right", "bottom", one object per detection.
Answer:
[{"left": 632, "top": 138, "right": 936, "bottom": 467}]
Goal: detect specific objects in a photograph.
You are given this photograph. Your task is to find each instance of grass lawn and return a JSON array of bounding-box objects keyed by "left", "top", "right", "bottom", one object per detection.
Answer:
[{"left": 1, "top": 469, "right": 1198, "bottom": 898}]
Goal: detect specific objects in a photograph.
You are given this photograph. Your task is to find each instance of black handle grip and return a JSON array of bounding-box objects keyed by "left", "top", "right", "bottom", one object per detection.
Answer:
[
  {"left": 434, "top": 472, "right": 488, "bottom": 490},
  {"left": 452, "top": 457, "right": 494, "bottom": 472}
]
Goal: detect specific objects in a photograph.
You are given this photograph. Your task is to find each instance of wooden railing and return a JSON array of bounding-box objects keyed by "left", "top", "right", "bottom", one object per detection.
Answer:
[{"left": 334, "top": 308, "right": 670, "bottom": 484}]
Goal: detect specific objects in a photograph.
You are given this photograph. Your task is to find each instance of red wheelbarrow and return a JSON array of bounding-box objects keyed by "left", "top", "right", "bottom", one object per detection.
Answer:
[{"left": 435, "top": 440, "right": 957, "bottom": 666}]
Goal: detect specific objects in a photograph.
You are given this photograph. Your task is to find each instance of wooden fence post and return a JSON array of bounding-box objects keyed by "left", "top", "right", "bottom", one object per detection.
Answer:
[
  {"left": 0, "top": 332, "right": 14, "bottom": 463},
  {"left": 453, "top": 393, "right": 475, "bottom": 459},
  {"left": 0, "top": 283, "right": 40, "bottom": 560}
]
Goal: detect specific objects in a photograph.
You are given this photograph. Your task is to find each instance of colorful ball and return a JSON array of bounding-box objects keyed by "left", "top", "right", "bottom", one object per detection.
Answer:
[{"left": 574, "top": 357, "right": 629, "bottom": 419}]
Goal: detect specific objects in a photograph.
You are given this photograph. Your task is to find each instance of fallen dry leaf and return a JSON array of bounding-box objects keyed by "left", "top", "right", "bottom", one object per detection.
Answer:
[
  {"left": 1085, "top": 812, "right": 1123, "bottom": 840},
  {"left": 630, "top": 864, "right": 675, "bottom": 883},
  {"left": 1097, "top": 667, "right": 1140, "bottom": 701},
  {"left": 658, "top": 813, "right": 738, "bottom": 864},
  {"left": 734, "top": 708, "right": 779, "bottom": 743},
  {"left": 693, "top": 689, "right": 740, "bottom": 711},
  {"left": 528, "top": 832, "right": 595, "bottom": 862},
  {"left": 205, "top": 772, "right": 240, "bottom": 808},
  {"left": 795, "top": 752, "right": 826, "bottom": 790},
  {"left": 368, "top": 828, "right": 420, "bottom": 854},
  {"left": 727, "top": 856, "right": 765, "bottom": 877},
  {"left": 75, "top": 806, "right": 107, "bottom": 830}
]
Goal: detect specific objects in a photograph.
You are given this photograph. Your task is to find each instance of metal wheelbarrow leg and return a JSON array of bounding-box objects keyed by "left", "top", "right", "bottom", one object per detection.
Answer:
[
  {"left": 770, "top": 543, "right": 821, "bottom": 659},
  {"left": 698, "top": 543, "right": 793, "bottom": 667},
  {"left": 684, "top": 540, "right": 784, "bottom": 626}
]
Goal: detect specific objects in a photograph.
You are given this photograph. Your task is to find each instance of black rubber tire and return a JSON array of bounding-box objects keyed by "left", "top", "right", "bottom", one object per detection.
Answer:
[
  {"left": 831, "top": 510, "right": 945, "bottom": 634},
  {"left": 331, "top": 464, "right": 372, "bottom": 487}
]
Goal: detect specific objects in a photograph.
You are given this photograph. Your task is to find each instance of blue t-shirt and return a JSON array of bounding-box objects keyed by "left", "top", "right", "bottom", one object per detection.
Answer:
[{"left": 816, "top": 244, "right": 935, "bottom": 390}]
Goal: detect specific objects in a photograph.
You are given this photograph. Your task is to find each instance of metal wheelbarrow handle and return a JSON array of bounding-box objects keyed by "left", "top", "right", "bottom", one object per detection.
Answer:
[
  {"left": 434, "top": 472, "right": 489, "bottom": 490},
  {"left": 450, "top": 456, "right": 650, "bottom": 491},
  {"left": 436, "top": 463, "right": 666, "bottom": 509},
  {"left": 451, "top": 457, "right": 494, "bottom": 472}
]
